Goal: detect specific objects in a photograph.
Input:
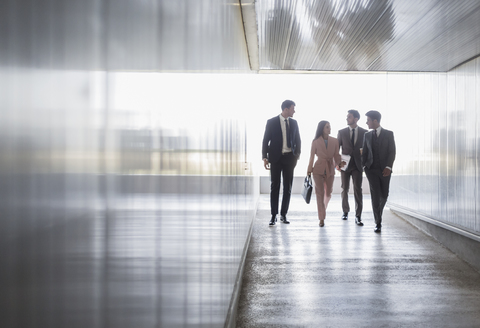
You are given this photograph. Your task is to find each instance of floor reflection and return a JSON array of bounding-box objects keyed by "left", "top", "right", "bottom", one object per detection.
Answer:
[{"left": 237, "top": 194, "right": 480, "bottom": 327}]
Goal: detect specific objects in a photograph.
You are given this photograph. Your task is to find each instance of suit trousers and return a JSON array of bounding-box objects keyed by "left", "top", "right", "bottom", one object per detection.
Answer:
[
  {"left": 312, "top": 173, "right": 335, "bottom": 221},
  {"left": 340, "top": 168, "right": 363, "bottom": 217},
  {"left": 364, "top": 167, "right": 391, "bottom": 226},
  {"left": 270, "top": 153, "right": 297, "bottom": 217}
]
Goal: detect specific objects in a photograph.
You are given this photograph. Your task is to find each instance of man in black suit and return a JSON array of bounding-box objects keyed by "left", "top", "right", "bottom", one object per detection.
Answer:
[
  {"left": 337, "top": 109, "right": 367, "bottom": 225},
  {"left": 262, "top": 100, "right": 301, "bottom": 226},
  {"left": 361, "top": 110, "right": 396, "bottom": 233}
]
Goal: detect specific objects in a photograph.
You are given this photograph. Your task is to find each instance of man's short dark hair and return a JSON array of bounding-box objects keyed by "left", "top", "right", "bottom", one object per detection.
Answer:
[
  {"left": 281, "top": 100, "right": 296, "bottom": 111},
  {"left": 365, "top": 110, "right": 381, "bottom": 123},
  {"left": 348, "top": 109, "right": 360, "bottom": 119}
]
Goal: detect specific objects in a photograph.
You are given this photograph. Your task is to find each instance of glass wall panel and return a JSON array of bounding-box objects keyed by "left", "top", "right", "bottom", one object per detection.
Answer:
[
  {"left": 477, "top": 58, "right": 480, "bottom": 233},
  {"left": 0, "top": 1, "right": 255, "bottom": 328},
  {"left": 388, "top": 58, "right": 479, "bottom": 236},
  {"left": 107, "top": 72, "right": 258, "bottom": 327}
]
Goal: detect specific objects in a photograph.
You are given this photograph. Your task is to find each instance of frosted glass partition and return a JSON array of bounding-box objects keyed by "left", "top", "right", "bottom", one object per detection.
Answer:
[
  {"left": 0, "top": 71, "right": 258, "bottom": 328},
  {"left": 387, "top": 58, "right": 479, "bottom": 235},
  {"left": 0, "top": 1, "right": 257, "bottom": 327}
]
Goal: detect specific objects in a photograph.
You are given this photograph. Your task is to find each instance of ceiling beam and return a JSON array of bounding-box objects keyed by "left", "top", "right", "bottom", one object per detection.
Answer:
[{"left": 240, "top": 0, "right": 260, "bottom": 71}]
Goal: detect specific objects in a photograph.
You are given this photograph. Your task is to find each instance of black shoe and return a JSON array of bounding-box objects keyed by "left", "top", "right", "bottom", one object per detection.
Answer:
[
  {"left": 355, "top": 216, "right": 364, "bottom": 226},
  {"left": 269, "top": 215, "right": 277, "bottom": 226},
  {"left": 342, "top": 212, "right": 348, "bottom": 220},
  {"left": 280, "top": 215, "right": 290, "bottom": 224},
  {"left": 374, "top": 225, "right": 382, "bottom": 233}
]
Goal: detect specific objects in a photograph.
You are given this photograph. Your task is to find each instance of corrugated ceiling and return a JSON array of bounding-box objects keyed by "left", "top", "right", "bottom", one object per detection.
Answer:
[{"left": 254, "top": 0, "right": 480, "bottom": 72}]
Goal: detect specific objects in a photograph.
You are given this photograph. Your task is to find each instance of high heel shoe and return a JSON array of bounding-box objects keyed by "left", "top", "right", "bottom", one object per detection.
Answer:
[{"left": 319, "top": 220, "right": 324, "bottom": 227}]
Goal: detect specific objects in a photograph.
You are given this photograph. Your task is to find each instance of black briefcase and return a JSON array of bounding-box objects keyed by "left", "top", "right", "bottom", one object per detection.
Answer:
[{"left": 301, "top": 175, "right": 313, "bottom": 204}]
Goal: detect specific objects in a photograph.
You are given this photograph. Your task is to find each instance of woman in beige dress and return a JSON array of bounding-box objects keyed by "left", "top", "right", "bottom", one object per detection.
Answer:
[{"left": 307, "top": 121, "right": 345, "bottom": 227}]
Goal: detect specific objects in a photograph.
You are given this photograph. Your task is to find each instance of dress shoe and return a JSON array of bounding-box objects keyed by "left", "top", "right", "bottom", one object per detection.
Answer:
[
  {"left": 355, "top": 216, "right": 364, "bottom": 226},
  {"left": 374, "top": 225, "right": 382, "bottom": 233},
  {"left": 341, "top": 212, "right": 348, "bottom": 220},
  {"left": 269, "top": 215, "right": 277, "bottom": 226},
  {"left": 319, "top": 220, "right": 324, "bottom": 227},
  {"left": 280, "top": 215, "right": 290, "bottom": 224}
]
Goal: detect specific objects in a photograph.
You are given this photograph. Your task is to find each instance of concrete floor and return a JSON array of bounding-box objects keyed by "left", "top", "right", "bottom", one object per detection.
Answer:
[{"left": 236, "top": 194, "right": 480, "bottom": 328}]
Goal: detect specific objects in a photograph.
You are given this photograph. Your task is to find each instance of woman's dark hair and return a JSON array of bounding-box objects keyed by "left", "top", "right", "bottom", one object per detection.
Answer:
[{"left": 314, "top": 120, "right": 329, "bottom": 140}]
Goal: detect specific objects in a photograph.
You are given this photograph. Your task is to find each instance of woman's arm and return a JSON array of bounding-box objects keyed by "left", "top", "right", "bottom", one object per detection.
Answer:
[{"left": 307, "top": 140, "right": 316, "bottom": 174}]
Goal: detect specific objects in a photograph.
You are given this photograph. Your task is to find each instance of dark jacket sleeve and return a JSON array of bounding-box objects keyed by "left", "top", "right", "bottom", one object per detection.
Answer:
[
  {"left": 385, "top": 130, "right": 396, "bottom": 169},
  {"left": 361, "top": 132, "right": 369, "bottom": 167},
  {"left": 337, "top": 130, "right": 342, "bottom": 150},
  {"left": 262, "top": 119, "right": 271, "bottom": 160},
  {"left": 294, "top": 121, "right": 301, "bottom": 158}
]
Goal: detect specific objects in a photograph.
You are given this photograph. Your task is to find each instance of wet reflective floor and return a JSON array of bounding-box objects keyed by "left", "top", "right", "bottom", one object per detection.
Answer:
[{"left": 237, "top": 195, "right": 480, "bottom": 327}]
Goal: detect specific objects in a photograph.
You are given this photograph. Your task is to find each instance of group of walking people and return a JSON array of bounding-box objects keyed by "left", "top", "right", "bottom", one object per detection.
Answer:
[{"left": 262, "top": 100, "right": 396, "bottom": 232}]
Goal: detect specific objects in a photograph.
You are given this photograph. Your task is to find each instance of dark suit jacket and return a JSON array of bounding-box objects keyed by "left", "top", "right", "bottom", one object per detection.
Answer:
[
  {"left": 337, "top": 126, "right": 367, "bottom": 172},
  {"left": 262, "top": 115, "right": 301, "bottom": 164},
  {"left": 362, "top": 128, "right": 396, "bottom": 170}
]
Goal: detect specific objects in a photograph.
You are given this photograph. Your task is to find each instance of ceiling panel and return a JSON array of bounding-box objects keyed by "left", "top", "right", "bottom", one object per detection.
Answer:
[{"left": 256, "top": 0, "right": 480, "bottom": 72}]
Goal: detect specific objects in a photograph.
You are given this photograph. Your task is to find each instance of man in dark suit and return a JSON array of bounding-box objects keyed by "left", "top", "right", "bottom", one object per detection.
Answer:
[
  {"left": 262, "top": 100, "right": 301, "bottom": 226},
  {"left": 361, "top": 110, "right": 396, "bottom": 233},
  {"left": 337, "top": 109, "right": 367, "bottom": 226}
]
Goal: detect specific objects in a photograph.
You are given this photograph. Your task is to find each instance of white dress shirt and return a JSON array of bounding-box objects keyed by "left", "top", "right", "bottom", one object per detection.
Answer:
[{"left": 279, "top": 114, "right": 292, "bottom": 154}]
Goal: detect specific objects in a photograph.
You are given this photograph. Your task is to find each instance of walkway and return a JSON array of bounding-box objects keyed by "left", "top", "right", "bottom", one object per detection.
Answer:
[{"left": 236, "top": 195, "right": 480, "bottom": 327}]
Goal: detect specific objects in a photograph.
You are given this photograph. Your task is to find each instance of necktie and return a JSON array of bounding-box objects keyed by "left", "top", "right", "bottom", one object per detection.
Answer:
[
  {"left": 373, "top": 128, "right": 377, "bottom": 140},
  {"left": 285, "top": 119, "right": 291, "bottom": 148},
  {"left": 351, "top": 128, "right": 355, "bottom": 145}
]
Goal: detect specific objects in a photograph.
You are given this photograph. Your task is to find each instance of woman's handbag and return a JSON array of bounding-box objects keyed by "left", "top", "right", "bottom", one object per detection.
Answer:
[{"left": 302, "top": 175, "right": 313, "bottom": 204}]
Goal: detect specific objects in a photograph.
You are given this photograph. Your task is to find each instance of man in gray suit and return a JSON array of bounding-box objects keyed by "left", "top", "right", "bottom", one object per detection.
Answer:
[
  {"left": 361, "top": 110, "right": 396, "bottom": 233},
  {"left": 337, "top": 110, "right": 367, "bottom": 226}
]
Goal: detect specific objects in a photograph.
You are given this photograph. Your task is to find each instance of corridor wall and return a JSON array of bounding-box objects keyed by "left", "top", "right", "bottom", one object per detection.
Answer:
[
  {"left": 387, "top": 58, "right": 480, "bottom": 271},
  {"left": 387, "top": 57, "right": 480, "bottom": 243},
  {"left": 0, "top": 1, "right": 257, "bottom": 327}
]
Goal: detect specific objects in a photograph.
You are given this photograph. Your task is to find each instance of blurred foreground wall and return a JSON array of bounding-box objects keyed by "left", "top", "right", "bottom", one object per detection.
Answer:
[{"left": 0, "top": 1, "right": 257, "bottom": 327}]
